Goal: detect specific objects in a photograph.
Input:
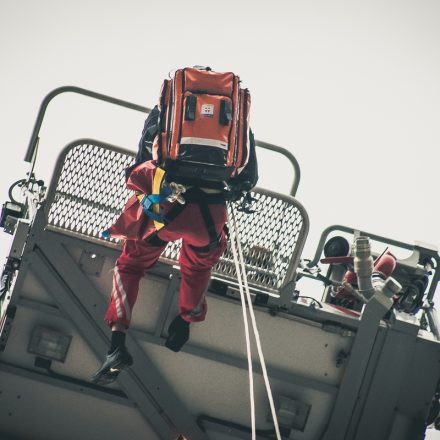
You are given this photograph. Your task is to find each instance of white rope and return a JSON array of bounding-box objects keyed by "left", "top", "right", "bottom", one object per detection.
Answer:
[
  {"left": 229, "top": 207, "right": 282, "bottom": 440},
  {"left": 229, "top": 213, "right": 256, "bottom": 439}
]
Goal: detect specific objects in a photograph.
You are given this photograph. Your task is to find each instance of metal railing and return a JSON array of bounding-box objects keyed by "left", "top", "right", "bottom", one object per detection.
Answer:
[
  {"left": 308, "top": 224, "right": 440, "bottom": 338},
  {"left": 44, "top": 140, "right": 309, "bottom": 294},
  {"left": 24, "top": 86, "right": 301, "bottom": 196}
]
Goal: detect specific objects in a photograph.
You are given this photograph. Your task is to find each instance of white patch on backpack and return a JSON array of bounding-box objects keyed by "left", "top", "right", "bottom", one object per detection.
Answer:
[{"left": 201, "top": 104, "right": 214, "bottom": 117}]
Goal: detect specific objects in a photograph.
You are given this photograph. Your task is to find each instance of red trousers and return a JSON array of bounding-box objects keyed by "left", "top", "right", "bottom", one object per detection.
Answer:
[{"left": 104, "top": 202, "right": 227, "bottom": 328}]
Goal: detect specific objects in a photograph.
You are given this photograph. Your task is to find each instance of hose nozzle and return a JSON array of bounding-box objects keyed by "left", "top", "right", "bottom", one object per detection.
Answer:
[{"left": 353, "top": 236, "right": 374, "bottom": 296}]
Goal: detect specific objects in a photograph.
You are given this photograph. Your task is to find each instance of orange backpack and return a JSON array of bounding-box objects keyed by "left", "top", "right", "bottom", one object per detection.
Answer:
[{"left": 152, "top": 66, "right": 251, "bottom": 187}]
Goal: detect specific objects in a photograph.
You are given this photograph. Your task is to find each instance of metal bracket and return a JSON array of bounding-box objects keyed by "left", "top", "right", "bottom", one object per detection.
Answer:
[
  {"left": 278, "top": 280, "right": 297, "bottom": 310},
  {"left": 0, "top": 305, "right": 17, "bottom": 352},
  {"left": 273, "top": 395, "right": 311, "bottom": 432}
]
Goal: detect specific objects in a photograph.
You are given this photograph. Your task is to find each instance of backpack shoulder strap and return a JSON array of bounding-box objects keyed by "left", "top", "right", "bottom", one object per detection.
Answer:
[
  {"left": 185, "top": 188, "right": 225, "bottom": 252},
  {"left": 125, "top": 106, "right": 160, "bottom": 180},
  {"left": 137, "top": 105, "right": 160, "bottom": 163},
  {"left": 225, "top": 128, "right": 258, "bottom": 200}
]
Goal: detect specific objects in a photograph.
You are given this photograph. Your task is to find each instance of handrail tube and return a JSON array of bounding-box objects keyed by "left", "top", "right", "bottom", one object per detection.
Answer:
[
  {"left": 254, "top": 139, "right": 300, "bottom": 196},
  {"left": 309, "top": 224, "right": 440, "bottom": 312},
  {"left": 308, "top": 224, "right": 416, "bottom": 268},
  {"left": 24, "top": 86, "right": 151, "bottom": 163},
  {"left": 426, "top": 308, "right": 440, "bottom": 341},
  {"left": 24, "top": 86, "right": 301, "bottom": 196}
]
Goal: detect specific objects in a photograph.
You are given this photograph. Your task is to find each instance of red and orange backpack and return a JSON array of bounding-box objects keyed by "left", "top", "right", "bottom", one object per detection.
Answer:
[{"left": 152, "top": 66, "right": 252, "bottom": 188}]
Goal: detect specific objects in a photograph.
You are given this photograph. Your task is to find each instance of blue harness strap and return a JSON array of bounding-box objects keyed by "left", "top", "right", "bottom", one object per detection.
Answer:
[{"left": 137, "top": 187, "right": 172, "bottom": 224}]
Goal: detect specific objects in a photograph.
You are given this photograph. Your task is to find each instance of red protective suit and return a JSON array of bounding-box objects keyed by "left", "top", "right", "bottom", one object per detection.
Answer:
[{"left": 104, "top": 161, "right": 227, "bottom": 327}]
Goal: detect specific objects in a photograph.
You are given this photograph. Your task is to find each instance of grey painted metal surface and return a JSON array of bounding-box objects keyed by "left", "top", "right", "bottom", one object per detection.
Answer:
[
  {"left": 26, "top": 250, "right": 178, "bottom": 439},
  {"left": 33, "top": 221, "right": 208, "bottom": 439},
  {"left": 2, "top": 131, "right": 440, "bottom": 439},
  {"left": 0, "top": 204, "right": 202, "bottom": 439},
  {"left": 0, "top": 207, "right": 349, "bottom": 439},
  {"left": 16, "top": 287, "right": 339, "bottom": 397},
  {"left": 321, "top": 291, "right": 394, "bottom": 439},
  {"left": 353, "top": 320, "right": 419, "bottom": 440},
  {"left": 0, "top": 361, "right": 135, "bottom": 408},
  {"left": 1, "top": 205, "right": 440, "bottom": 439},
  {"left": 0, "top": 366, "right": 157, "bottom": 440}
]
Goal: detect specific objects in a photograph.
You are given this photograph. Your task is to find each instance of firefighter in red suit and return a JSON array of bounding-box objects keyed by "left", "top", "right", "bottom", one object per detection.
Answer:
[{"left": 92, "top": 106, "right": 258, "bottom": 385}]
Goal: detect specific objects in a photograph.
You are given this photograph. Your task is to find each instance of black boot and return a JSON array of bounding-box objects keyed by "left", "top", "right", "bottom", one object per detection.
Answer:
[
  {"left": 165, "top": 315, "right": 190, "bottom": 352},
  {"left": 91, "top": 332, "right": 133, "bottom": 385},
  {"left": 91, "top": 346, "right": 133, "bottom": 385}
]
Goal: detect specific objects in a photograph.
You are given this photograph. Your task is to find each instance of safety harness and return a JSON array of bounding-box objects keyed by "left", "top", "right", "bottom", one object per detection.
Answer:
[
  {"left": 138, "top": 168, "right": 226, "bottom": 251},
  {"left": 136, "top": 167, "right": 171, "bottom": 229}
]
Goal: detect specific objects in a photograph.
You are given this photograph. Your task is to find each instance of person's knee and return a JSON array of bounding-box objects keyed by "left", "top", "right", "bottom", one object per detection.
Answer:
[
  {"left": 114, "top": 263, "right": 144, "bottom": 279},
  {"left": 180, "top": 243, "right": 226, "bottom": 270}
]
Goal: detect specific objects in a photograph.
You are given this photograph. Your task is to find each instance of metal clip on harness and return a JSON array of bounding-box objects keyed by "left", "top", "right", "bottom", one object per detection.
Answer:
[{"left": 166, "top": 182, "right": 186, "bottom": 204}]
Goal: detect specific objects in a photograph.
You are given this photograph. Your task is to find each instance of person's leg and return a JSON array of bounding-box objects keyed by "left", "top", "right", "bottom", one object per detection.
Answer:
[
  {"left": 105, "top": 238, "right": 167, "bottom": 329},
  {"left": 165, "top": 229, "right": 227, "bottom": 352},
  {"left": 92, "top": 238, "right": 166, "bottom": 384},
  {"left": 179, "top": 233, "right": 227, "bottom": 321},
  {"left": 160, "top": 201, "right": 227, "bottom": 352}
]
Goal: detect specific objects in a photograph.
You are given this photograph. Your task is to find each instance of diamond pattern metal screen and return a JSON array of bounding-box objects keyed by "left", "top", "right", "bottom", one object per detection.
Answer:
[{"left": 47, "top": 141, "right": 307, "bottom": 294}]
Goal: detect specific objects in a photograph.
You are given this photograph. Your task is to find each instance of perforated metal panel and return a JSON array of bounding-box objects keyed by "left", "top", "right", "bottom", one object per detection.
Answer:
[
  {"left": 46, "top": 140, "right": 309, "bottom": 294},
  {"left": 47, "top": 143, "right": 133, "bottom": 238}
]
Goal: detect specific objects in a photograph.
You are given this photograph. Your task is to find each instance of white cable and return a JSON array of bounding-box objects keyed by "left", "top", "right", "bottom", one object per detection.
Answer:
[
  {"left": 229, "top": 212, "right": 256, "bottom": 440},
  {"left": 231, "top": 208, "right": 282, "bottom": 440}
]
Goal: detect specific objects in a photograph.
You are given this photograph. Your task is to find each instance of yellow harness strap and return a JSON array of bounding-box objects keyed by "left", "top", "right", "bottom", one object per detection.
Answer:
[
  {"left": 152, "top": 167, "right": 166, "bottom": 230},
  {"left": 136, "top": 167, "right": 167, "bottom": 230}
]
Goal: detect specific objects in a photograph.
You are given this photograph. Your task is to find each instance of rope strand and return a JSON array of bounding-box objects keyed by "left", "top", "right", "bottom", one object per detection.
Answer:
[
  {"left": 229, "top": 207, "right": 281, "bottom": 440},
  {"left": 229, "top": 211, "right": 256, "bottom": 439}
]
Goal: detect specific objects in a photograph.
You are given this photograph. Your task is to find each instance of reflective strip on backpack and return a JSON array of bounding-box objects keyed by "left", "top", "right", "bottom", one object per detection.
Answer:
[{"left": 180, "top": 137, "right": 228, "bottom": 150}]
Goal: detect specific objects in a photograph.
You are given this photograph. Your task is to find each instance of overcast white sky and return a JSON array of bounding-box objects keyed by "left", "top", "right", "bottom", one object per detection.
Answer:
[
  {"left": 2, "top": 0, "right": 440, "bottom": 250},
  {"left": 1, "top": 0, "right": 440, "bottom": 433}
]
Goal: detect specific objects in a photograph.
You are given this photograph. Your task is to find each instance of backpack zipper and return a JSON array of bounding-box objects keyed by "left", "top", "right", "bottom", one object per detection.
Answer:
[
  {"left": 166, "top": 77, "right": 175, "bottom": 156},
  {"left": 241, "top": 88, "right": 249, "bottom": 167},
  {"left": 234, "top": 88, "right": 242, "bottom": 165},
  {"left": 158, "top": 80, "right": 168, "bottom": 162}
]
